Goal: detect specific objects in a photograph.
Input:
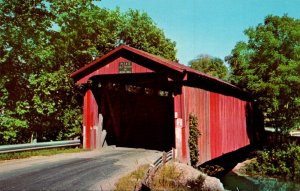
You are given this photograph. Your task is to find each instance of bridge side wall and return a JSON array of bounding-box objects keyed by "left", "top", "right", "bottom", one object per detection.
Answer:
[{"left": 183, "top": 86, "right": 250, "bottom": 164}]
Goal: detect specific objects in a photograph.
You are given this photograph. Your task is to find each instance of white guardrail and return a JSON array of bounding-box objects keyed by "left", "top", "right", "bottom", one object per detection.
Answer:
[{"left": 0, "top": 140, "right": 81, "bottom": 154}]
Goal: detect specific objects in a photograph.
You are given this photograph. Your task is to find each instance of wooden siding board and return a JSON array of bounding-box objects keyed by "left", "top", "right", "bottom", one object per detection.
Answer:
[
  {"left": 209, "top": 92, "right": 219, "bottom": 160},
  {"left": 183, "top": 86, "right": 211, "bottom": 163},
  {"left": 183, "top": 87, "right": 250, "bottom": 163},
  {"left": 174, "top": 92, "right": 188, "bottom": 163},
  {"left": 77, "top": 57, "right": 153, "bottom": 83},
  {"left": 181, "top": 88, "right": 188, "bottom": 162},
  {"left": 209, "top": 92, "right": 250, "bottom": 159},
  {"left": 83, "top": 91, "right": 90, "bottom": 149},
  {"left": 83, "top": 90, "right": 99, "bottom": 149}
]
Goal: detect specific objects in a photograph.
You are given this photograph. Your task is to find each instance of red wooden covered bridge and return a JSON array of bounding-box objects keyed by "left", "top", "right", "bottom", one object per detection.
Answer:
[{"left": 71, "top": 45, "right": 257, "bottom": 164}]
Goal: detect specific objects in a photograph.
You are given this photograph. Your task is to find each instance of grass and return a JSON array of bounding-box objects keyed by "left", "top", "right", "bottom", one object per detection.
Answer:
[
  {"left": 115, "top": 164, "right": 149, "bottom": 191},
  {"left": 150, "top": 163, "right": 205, "bottom": 191},
  {"left": 115, "top": 163, "right": 206, "bottom": 191},
  {"left": 151, "top": 163, "right": 183, "bottom": 190},
  {"left": 0, "top": 147, "right": 84, "bottom": 161}
]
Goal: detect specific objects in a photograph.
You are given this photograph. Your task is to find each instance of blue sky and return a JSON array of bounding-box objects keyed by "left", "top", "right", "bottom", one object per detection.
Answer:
[{"left": 96, "top": 0, "right": 300, "bottom": 65}]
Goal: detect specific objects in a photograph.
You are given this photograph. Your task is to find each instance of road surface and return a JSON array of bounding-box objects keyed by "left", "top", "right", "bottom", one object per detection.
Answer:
[{"left": 0, "top": 147, "right": 162, "bottom": 190}]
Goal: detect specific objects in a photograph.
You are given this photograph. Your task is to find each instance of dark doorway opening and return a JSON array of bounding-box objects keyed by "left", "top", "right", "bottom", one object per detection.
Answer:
[{"left": 92, "top": 74, "right": 175, "bottom": 151}]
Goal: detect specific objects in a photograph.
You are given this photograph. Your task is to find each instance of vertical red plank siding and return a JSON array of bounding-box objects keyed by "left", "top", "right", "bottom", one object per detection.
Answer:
[
  {"left": 181, "top": 90, "right": 187, "bottom": 162},
  {"left": 182, "top": 87, "right": 250, "bottom": 164},
  {"left": 209, "top": 92, "right": 250, "bottom": 159},
  {"left": 83, "top": 90, "right": 99, "bottom": 149},
  {"left": 174, "top": 95, "right": 182, "bottom": 118},
  {"left": 83, "top": 91, "right": 91, "bottom": 149},
  {"left": 209, "top": 92, "right": 218, "bottom": 159},
  {"left": 184, "top": 87, "right": 211, "bottom": 163},
  {"left": 78, "top": 57, "right": 154, "bottom": 83}
]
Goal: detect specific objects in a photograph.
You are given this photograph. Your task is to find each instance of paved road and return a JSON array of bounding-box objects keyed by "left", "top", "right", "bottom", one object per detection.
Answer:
[{"left": 0, "top": 147, "right": 162, "bottom": 191}]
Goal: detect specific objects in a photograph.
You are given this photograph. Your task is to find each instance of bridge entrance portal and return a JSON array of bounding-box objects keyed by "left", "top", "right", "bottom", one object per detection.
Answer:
[{"left": 92, "top": 73, "right": 175, "bottom": 151}]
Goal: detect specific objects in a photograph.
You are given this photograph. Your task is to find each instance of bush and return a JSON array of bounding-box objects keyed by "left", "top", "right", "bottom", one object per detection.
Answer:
[
  {"left": 189, "top": 113, "right": 201, "bottom": 167},
  {"left": 246, "top": 144, "right": 300, "bottom": 181}
]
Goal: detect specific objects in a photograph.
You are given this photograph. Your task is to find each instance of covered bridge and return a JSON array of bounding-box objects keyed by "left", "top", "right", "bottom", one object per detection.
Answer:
[{"left": 71, "top": 45, "right": 257, "bottom": 164}]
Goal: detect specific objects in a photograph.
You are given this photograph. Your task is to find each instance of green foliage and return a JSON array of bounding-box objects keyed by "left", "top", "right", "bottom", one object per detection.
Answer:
[
  {"left": 28, "top": 67, "right": 82, "bottom": 140},
  {"left": 226, "top": 15, "right": 300, "bottom": 132},
  {"left": 188, "top": 113, "right": 201, "bottom": 167},
  {"left": 0, "top": 0, "right": 177, "bottom": 144},
  {"left": 246, "top": 144, "right": 300, "bottom": 181},
  {"left": 120, "top": 9, "right": 177, "bottom": 61},
  {"left": 0, "top": 77, "right": 28, "bottom": 144},
  {"left": 189, "top": 54, "right": 229, "bottom": 80}
]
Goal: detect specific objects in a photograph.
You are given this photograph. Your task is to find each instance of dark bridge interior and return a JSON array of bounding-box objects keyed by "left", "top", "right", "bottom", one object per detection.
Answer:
[{"left": 92, "top": 74, "right": 175, "bottom": 151}]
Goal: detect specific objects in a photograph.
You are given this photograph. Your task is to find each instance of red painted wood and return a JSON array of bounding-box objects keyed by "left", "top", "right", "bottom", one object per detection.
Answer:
[
  {"left": 209, "top": 92, "right": 250, "bottom": 159},
  {"left": 183, "top": 87, "right": 211, "bottom": 163},
  {"left": 83, "top": 90, "right": 91, "bottom": 149},
  {"left": 174, "top": 93, "right": 185, "bottom": 162},
  {"left": 74, "top": 46, "right": 253, "bottom": 163},
  {"left": 180, "top": 91, "right": 187, "bottom": 162},
  {"left": 71, "top": 45, "right": 184, "bottom": 80},
  {"left": 183, "top": 87, "right": 250, "bottom": 163},
  {"left": 83, "top": 90, "right": 99, "bottom": 149},
  {"left": 71, "top": 45, "right": 242, "bottom": 93},
  {"left": 77, "top": 57, "right": 154, "bottom": 84},
  {"left": 209, "top": 92, "right": 219, "bottom": 159},
  {"left": 174, "top": 95, "right": 182, "bottom": 118}
]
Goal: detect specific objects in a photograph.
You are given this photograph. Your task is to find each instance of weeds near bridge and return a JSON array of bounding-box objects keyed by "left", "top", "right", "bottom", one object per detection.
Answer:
[
  {"left": 150, "top": 163, "right": 183, "bottom": 190},
  {"left": 189, "top": 113, "right": 201, "bottom": 167},
  {"left": 115, "top": 164, "right": 149, "bottom": 191},
  {"left": 150, "top": 163, "right": 206, "bottom": 191},
  {"left": 0, "top": 148, "right": 83, "bottom": 160},
  {"left": 115, "top": 162, "right": 206, "bottom": 191}
]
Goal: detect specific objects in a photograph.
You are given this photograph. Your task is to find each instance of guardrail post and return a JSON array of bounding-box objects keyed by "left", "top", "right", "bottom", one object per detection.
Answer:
[
  {"left": 172, "top": 147, "right": 176, "bottom": 161},
  {"left": 162, "top": 152, "right": 167, "bottom": 165}
]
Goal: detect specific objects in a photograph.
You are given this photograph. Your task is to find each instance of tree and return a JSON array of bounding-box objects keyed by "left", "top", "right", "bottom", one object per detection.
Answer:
[
  {"left": 0, "top": 0, "right": 177, "bottom": 144},
  {"left": 188, "top": 54, "right": 228, "bottom": 80},
  {"left": 120, "top": 9, "right": 177, "bottom": 61},
  {"left": 0, "top": 0, "right": 53, "bottom": 143},
  {"left": 226, "top": 15, "right": 300, "bottom": 133}
]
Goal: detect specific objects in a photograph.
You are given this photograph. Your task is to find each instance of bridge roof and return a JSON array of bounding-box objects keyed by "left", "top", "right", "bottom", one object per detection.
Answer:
[{"left": 71, "top": 45, "right": 249, "bottom": 98}]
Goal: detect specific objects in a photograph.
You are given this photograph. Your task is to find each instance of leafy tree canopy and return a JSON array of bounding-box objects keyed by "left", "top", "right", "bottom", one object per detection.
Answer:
[
  {"left": 189, "top": 54, "right": 228, "bottom": 80},
  {"left": 0, "top": 0, "right": 177, "bottom": 144},
  {"left": 226, "top": 15, "right": 300, "bottom": 133}
]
